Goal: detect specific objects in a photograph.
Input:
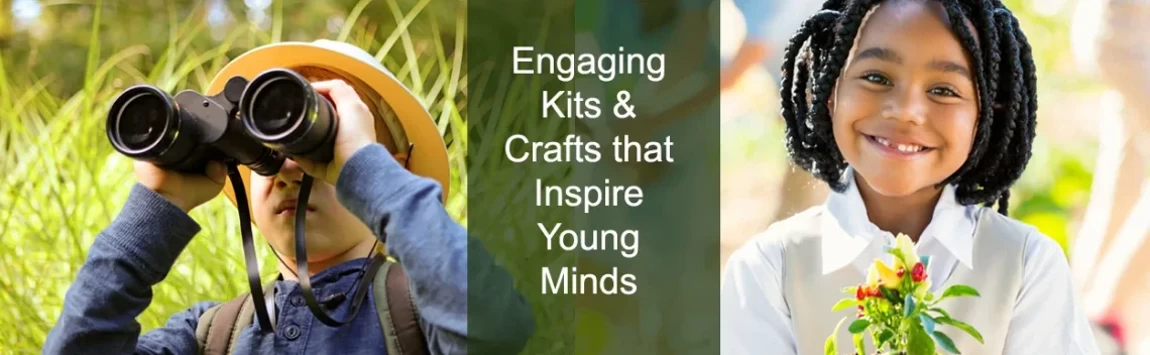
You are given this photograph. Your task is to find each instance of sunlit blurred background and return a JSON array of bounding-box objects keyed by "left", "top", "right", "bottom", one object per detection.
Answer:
[{"left": 719, "top": 0, "right": 1148, "bottom": 353}]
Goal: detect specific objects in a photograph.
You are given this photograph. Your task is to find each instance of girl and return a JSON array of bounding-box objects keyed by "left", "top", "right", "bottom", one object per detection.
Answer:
[{"left": 720, "top": 0, "right": 1100, "bottom": 354}]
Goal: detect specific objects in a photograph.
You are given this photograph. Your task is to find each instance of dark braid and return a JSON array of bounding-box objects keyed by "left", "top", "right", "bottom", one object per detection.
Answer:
[
  {"left": 956, "top": 6, "right": 1034, "bottom": 212},
  {"left": 821, "top": 0, "right": 850, "bottom": 11},
  {"left": 992, "top": 9, "right": 1039, "bottom": 213},
  {"left": 940, "top": 0, "right": 995, "bottom": 196},
  {"left": 967, "top": 8, "right": 1023, "bottom": 212},
  {"left": 779, "top": 10, "right": 843, "bottom": 176},
  {"left": 777, "top": 0, "right": 1039, "bottom": 216},
  {"left": 960, "top": 5, "right": 1015, "bottom": 189},
  {"left": 998, "top": 189, "right": 1011, "bottom": 214},
  {"left": 802, "top": 0, "right": 885, "bottom": 190}
]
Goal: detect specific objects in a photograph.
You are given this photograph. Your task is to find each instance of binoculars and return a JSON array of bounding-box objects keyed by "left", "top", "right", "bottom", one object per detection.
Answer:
[
  {"left": 105, "top": 68, "right": 355, "bottom": 330},
  {"left": 105, "top": 68, "right": 339, "bottom": 175}
]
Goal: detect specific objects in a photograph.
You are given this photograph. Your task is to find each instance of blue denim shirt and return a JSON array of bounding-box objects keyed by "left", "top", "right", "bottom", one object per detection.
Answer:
[{"left": 43, "top": 144, "right": 534, "bottom": 355}]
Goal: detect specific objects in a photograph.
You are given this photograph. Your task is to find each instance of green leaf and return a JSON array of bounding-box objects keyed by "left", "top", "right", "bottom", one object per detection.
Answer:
[
  {"left": 849, "top": 319, "right": 871, "bottom": 334},
  {"left": 907, "top": 322, "right": 936, "bottom": 355},
  {"left": 890, "top": 248, "right": 909, "bottom": 267},
  {"left": 920, "top": 314, "right": 936, "bottom": 334},
  {"left": 876, "top": 329, "right": 894, "bottom": 347},
  {"left": 880, "top": 287, "right": 900, "bottom": 304},
  {"left": 939, "top": 285, "right": 981, "bottom": 300},
  {"left": 933, "top": 331, "right": 960, "bottom": 354},
  {"left": 928, "top": 307, "right": 953, "bottom": 320},
  {"left": 904, "top": 292, "right": 917, "bottom": 317},
  {"left": 824, "top": 335, "right": 835, "bottom": 355},
  {"left": 832, "top": 299, "right": 861, "bottom": 312},
  {"left": 935, "top": 317, "right": 985, "bottom": 344},
  {"left": 827, "top": 316, "right": 848, "bottom": 355}
]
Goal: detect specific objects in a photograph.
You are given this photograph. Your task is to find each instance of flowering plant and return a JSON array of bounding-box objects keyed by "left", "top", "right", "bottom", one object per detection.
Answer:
[{"left": 825, "top": 234, "right": 983, "bottom": 355}]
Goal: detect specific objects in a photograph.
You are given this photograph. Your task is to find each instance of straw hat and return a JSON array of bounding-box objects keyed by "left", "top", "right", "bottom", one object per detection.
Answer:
[{"left": 209, "top": 40, "right": 450, "bottom": 209}]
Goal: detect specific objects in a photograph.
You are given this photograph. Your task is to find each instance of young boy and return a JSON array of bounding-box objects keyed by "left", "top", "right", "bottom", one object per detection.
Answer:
[{"left": 42, "top": 40, "right": 533, "bottom": 355}]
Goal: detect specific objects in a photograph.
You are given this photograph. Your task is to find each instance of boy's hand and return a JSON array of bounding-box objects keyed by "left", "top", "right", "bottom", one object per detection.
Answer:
[
  {"left": 294, "top": 80, "right": 379, "bottom": 185},
  {"left": 135, "top": 160, "right": 227, "bottom": 213}
]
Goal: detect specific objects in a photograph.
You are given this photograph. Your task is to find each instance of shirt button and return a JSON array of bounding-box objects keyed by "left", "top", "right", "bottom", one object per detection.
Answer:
[
  {"left": 283, "top": 324, "right": 302, "bottom": 340},
  {"left": 291, "top": 296, "right": 305, "bottom": 307}
]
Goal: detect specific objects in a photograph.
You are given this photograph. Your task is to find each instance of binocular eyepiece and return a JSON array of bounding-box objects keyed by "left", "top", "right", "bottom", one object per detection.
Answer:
[{"left": 106, "top": 69, "right": 339, "bottom": 176}]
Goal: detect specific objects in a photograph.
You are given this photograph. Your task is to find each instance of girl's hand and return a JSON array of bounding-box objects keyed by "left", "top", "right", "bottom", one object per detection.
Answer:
[{"left": 293, "top": 80, "right": 379, "bottom": 185}]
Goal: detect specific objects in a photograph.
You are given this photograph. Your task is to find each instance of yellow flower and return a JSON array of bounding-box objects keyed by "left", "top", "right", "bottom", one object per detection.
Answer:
[
  {"left": 872, "top": 258, "right": 901, "bottom": 289},
  {"left": 866, "top": 263, "right": 879, "bottom": 287},
  {"left": 894, "top": 233, "right": 919, "bottom": 270}
]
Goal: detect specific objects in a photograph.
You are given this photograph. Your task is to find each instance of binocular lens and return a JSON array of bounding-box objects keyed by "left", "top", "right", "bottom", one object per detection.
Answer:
[
  {"left": 116, "top": 94, "right": 168, "bottom": 151},
  {"left": 241, "top": 69, "right": 337, "bottom": 162},
  {"left": 106, "top": 86, "right": 213, "bottom": 173},
  {"left": 249, "top": 78, "right": 306, "bottom": 136}
]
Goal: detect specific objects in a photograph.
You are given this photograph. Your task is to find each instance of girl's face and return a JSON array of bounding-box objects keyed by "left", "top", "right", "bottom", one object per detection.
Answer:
[{"left": 830, "top": 0, "right": 979, "bottom": 197}]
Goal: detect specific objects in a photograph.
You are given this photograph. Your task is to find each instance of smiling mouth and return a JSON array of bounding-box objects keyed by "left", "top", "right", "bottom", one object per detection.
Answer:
[{"left": 864, "top": 134, "right": 935, "bottom": 155}]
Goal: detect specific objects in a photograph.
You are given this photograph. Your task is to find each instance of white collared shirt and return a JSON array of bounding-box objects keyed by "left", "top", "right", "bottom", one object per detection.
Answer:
[{"left": 720, "top": 169, "right": 1100, "bottom": 354}]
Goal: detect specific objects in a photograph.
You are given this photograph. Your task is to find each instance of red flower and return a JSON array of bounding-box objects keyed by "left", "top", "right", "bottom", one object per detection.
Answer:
[
  {"left": 896, "top": 267, "right": 905, "bottom": 278},
  {"left": 911, "top": 262, "right": 927, "bottom": 282},
  {"left": 868, "top": 286, "right": 881, "bottom": 298},
  {"left": 856, "top": 285, "right": 865, "bottom": 300}
]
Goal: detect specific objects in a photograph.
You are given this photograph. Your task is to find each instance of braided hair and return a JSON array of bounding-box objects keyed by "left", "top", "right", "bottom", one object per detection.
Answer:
[{"left": 778, "top": 0, "right": 1037, "bottom": 215}]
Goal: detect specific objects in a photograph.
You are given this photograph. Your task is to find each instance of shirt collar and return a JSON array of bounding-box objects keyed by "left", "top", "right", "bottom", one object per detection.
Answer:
[
  {"left": 821, "top": 168, "right": 978, "bottom": 275},
  {"left": 275, "top": 257, "right": 375, "bottom": 295}
]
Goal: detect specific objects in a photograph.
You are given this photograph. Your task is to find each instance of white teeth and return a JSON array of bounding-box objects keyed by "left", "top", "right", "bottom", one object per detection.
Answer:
[
  {"left": 873, "top": 136, "right": 924, "bottom": 153},
  {"left": 896, "top": 144, "right": 923, "bottom": 153}
]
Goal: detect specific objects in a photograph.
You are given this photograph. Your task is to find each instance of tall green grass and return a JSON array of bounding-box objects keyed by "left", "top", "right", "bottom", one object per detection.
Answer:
[{"left": 0, "top": 0, "right": 469, "bottom": 352}]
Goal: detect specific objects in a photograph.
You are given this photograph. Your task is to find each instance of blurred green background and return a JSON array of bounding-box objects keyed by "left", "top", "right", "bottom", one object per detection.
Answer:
[{"left": 0, "top": 0, "right": 470, "bottom": 352}]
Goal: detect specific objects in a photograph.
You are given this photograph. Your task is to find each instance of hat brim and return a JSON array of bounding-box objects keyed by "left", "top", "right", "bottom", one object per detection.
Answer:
[{"left": 209, "top": 42, "right": 450, "bottom": 211}]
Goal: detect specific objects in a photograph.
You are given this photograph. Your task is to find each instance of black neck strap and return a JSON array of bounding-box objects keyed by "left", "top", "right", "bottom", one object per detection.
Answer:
[
  {"left": 228, "top": 163, "right": 384, "bottom": 332},
  {"left": 227, "top": 163, "right": 274, "bottom": 332},
  {"left": 294, "top": 174, "right": 385, "bottom": 327}
]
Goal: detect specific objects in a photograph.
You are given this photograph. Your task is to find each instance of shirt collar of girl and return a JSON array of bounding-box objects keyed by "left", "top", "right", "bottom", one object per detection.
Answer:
[{"left": 819, "top": 167, "right": 979, "bottom": 275}]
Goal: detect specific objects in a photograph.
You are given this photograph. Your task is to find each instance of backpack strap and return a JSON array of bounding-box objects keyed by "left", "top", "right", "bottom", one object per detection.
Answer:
[
  {"left": 195, "top": 282, "right": 273, "bottom": 355},
  {"left": 374, "top": 260, "right": 429, "bottom": 355},
  {"left": 191, "top": 262, "right": 430, "bottom": 355},
  {"left": 199, "top": 295, "right": 248, "bottom": 355}
]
